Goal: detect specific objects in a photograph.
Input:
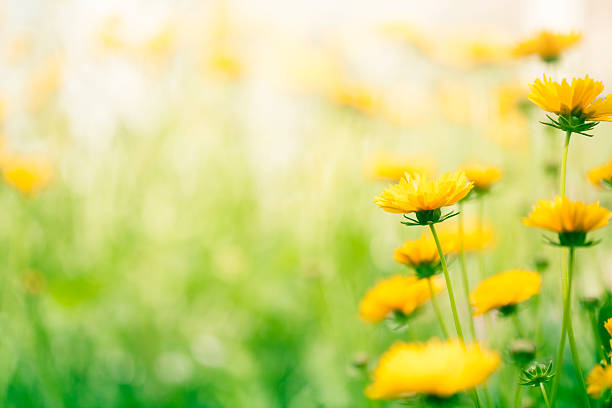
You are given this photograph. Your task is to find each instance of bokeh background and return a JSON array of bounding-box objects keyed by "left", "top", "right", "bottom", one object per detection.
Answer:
[{"left": 1, "top": 0, "right": 612, "bottom": 407}]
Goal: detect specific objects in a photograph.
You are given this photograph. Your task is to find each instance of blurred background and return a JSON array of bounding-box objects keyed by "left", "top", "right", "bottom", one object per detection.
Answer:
[{"left": 1, "top": 0, "right": 612, "bottom": 407}]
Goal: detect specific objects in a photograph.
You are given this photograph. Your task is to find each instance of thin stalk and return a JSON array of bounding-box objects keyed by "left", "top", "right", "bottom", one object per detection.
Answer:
[
  {"left": 565, "top": 248, "right": 591, "bottom": 407},
  {"left": 458, "top": 202, "right": 477, "bottom": 340},
  {"left": 512, "top": 312, "right": 525, "bottom": 338},
  {"left": 540, "top": 383, "right": 551, "bottom": 408},
  {"left": 513, "top": 371, "right": 522, "bottom": 408},
  {"left": 477, "top": 197, "right": 486, "bottom": 279},
  {"left": 550, "top": 249, "right": 569, "bottom": 405},
  {"left": 429, "top": 223, "right": 464, "bottom": 341},
  {"left": 560, "top": 131, "right": 571, "bottom": 197},
  {"left": 428, "top": 277, "right": 449, "bottom": 339}
]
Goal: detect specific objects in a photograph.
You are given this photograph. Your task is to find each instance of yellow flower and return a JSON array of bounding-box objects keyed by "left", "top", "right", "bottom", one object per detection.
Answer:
[
  {"left": 393, "top": 233, "right": 440, "bottom": 267},
  {"left": 374, "top": 171, "right": 473, "bottom": 215},
  {"left": 365, "top": 339, "right": 500, "bottom": 399},
  {"left": 366, "top": 152, "right": 436, "bottom": 181},
  {"left": 358, "top": 275, "right": 444, "bottom": 324},
  {"left": 435, "top": 220, "right": 495, "bottom": 253},
  {"left": 528, "top": 75, "right": 612, "bottom": 122},
  {"left": 587, "top": 157, "right": 612, "bottom": 189},
  {"left": 470, "top": 270, "right": 541, "bottom": 316},
  {"left": 377, "top": 22, "right": 431, "bottom": 54},
  {"left": 587, "top": 363, "right": 612, "bottom": 399},
  {"left": 514, "top": 31, "right": 580, "bottom": 62},
  {"left": 1, "top": 153, "right": 53, "bottom": 196},
  {"left": 522, "top": 196, "right": 611, "bottom": 233},
  {"left": 459, "top": 163, "right": 503, "bottom": 192}
]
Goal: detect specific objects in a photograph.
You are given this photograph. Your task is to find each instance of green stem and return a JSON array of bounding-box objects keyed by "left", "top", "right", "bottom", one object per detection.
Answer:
[
  {"left": 540, "top": 383, "right": 551, "bottom": 408},
  {"left": 428, "top": 277, "right": 449, "bottom": 339},
  {"left": 560, "top": 131, "right": 571, "bottom": 197},
  {"left": 477, "top": 197, "right": 486, "bottom": 279},
  {"left": 458, "top": 202, "right": 477, "bottom": 341},
  {"left": 550, "top": 249, "right": 569, "bottom": 405},
  {"left": 429, "top": 223, "right": 464, "bottom": 342},
  {"left": 512, "top": 312, "right": 525, "bottom": 338},
  {"left": 589, "top": 309, "right": 605, "bottom": 361},
  {"left": 565, "top": 248, "right": 591, "bottom": 407},
  {"left": 513, "top": 371, "right": 522, "bottom": 408}
]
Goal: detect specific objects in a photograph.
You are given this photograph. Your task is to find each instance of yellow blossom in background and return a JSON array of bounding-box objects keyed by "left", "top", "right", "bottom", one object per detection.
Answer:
[
  {"left": 470, "top": 270, "right": 541, "bottom": 315},
  {"left": 587, "top": 157, "right": 612, "bottom": 188},
  {"left": 1, "top": 153, "right": 53, "bottom": 196},
  {"left": 606, "top": 318, "right": 612, "bottom": 350},
  {"left": 327, "top": 79, "right": 379, "bottom": 115},
  {"left": 513, "top": 31, "right": 581, "bottom": 62},
  {"left": 97, "top": 16, "right": 126, "bottom": 52},
  {"left": 374, "top": 171, "right": 473, "bottom": 214},
  {"left": 393, "top": 233, "right": 441, "bottom": 267},
  {"left": 528, "top": 75, "right": 612, "bottom": 122},
  {"left": 435, "top": 219, "right": 495, "bottom": 253},
  {"left": 436, "top": 81, "right": 474, "bottom": 126},
  {"left": 435, "top": 37, "right": 512, "bottom": 69},
  {"left": 377, "top": 22, "right": 431, "bottom": 54},
  {"left": 366, "top": 339, "right": 500, "bottom": 398},
  {"left": 366, "top": 152, "right": 436, "bottom": 181},
  {"left": 459, "top": 163, "right": 503, "bottom": 192},
  {"left": 206, "top": 48, "right": 243, "bottom": 81},
  {"left": 358, "top": 275, "right": 444, "bottom": 324},
  {"left": 587, "top": 363, "right": 612, "bottom": 399},
  {"left": 522, "top": 196, "right": 611, "bottom": 233},
  {"left": 27, "top": 56, "right": 63, "bottom": 112}
]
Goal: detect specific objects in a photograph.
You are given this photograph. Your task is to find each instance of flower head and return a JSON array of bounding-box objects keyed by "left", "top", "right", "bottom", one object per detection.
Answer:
[
  {"left": 459, "top": 163, "right": 503, "bottom": 193},
  {"left": 470, "top": 270, "right": 541, "bottom": 316},
  {"left": 1, "top": 153, "right": 53, "bottom": 196},
  {"left": 523, "top": 196, "right": 611, "bottom": 246},
  {"left": 587, "top": 157, "right": 612, "bottom": 189},
  {"left": 529, "top": 75, "right": 612, "bottom": 135},
  {"left": 587, "top": 363, "right": 612, "bottom": 399},
  {"left": 365, "top": 339, "right": 500, "bottom": 399},
  {"left": 375, "top": 171, "right": 473, "bottom": 225},
  {"left": 358, "top": 275, "right": 444, "bottom": 324},
  {"left": 513, "top": 31, "right": 581, "bottom": 62},
  {"left": 393, "top": 233, "right": 454, "bottom": 278},
  {"left": 434, "top": 219, "right": 495, "bottom": 253},
  {"left": 366, "top": 152, "right": 436, "bottom": 181}
]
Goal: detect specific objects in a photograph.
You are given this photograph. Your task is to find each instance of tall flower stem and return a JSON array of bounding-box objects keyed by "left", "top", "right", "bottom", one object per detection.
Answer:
[
  {"left": 560, "top": 131, "right": 571, "bottom": 196},
  {"left": 429, "top": 223, "right": 464, "bottom": 341},
  {"left": 477, "top": 197, "right": 486, "bottom": 279},
  {"left": 458, "top": 202, "right": 477, "bottom": 340},
  {"left": 565, "top": 248, "right": 591, "bottom": 407},
  {"left": 428, "top": 277, "right": 449, "bottom": 339},
  {"left": 513, "top": 371, "right": 522, "bottom": 408},
  {"left": 540, "top": 383, "right": 552, "bottom": 408},
  {"left": 589, "top": 309, "right": 605, "bottom": 361}
]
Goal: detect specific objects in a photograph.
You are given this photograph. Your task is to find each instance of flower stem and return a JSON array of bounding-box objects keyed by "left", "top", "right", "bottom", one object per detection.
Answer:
[
  {"left": 540, "top": 383, "right": 551, "bottom": 408},
  {"left": 565, "top": 248, "right": 592, "bottom": 407},
  {"left": 477, "top": 197, "right": 486, "bottom": 279},
  {"left": 589, "top": 309, "right": 605, "bottom": 361},
  {"left": 560, "top": 131, "right": 571, "bottom": 197},
  {"left": 429, "top": 223, "right": 464, "bottom": 342},
  {"left": 550, "top": 249, "right": 569, "bottom": 405},
  {"left": 428, "top": 277, "right": 449, "bottom": 339},
  {"left": 458, "top": 202, "right": 477, "bottom": 341},
  {"left": 513, "top": 371, "right": 522, "bottom": 408}
]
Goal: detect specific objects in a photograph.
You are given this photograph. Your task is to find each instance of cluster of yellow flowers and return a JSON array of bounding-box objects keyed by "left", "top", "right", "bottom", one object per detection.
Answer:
[{"left": 357, "top": 29, "right": 612, "bottom": 407}]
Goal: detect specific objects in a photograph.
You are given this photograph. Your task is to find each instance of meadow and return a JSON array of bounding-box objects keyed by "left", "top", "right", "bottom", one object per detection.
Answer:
[{"left": 1, "top": 1, "right": 612, "bottom": 407}]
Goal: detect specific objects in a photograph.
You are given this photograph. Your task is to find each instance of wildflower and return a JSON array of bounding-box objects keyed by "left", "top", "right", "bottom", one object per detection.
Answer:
[
  {"left": 605, "top": 318, "right": 612, "bottom": 350},
  {"left": 358, "top": 275, "right": 444, "bottom": 324},
  {"left": 521, "top": 361, "right": 555, "bottom": 387},
  {"left": 528, "top": 75, "right": 612, "bottom": 135},
  {"left": 470, "top": 270, "right": 541, "bottom": 316},
  {"left": 587, "top": 363, "right": 612, "bottom": 399},
  {"left": 459, "top": 163, "right": 503, "bottom": 194},
  {"left": 513, "top": 31, "right": 581, "bottom": 63},
  {"left": 374, "top": 171, "right": 473, "bottom": 225},
  {"left": 523, "top": 196, "right": 611, "bottom": 246},
  {"left": 366, "top": 152, "right": 436, "bottom": 181},
  {"left": 1, "top": 153, "right": 53, "bottom": 196},
  {"left": 365, "top": 339, "right": 500, "bottom": 399},
  {"left": 393, "top": 233, "right": 454, "bottom": 278},
  {"left": 587, "top": 157, "right": 612, "bottom": 188}
]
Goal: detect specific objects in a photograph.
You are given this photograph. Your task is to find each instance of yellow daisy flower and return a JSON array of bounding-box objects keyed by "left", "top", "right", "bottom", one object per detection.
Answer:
[
  {"left": 374, "top": 171, "right": 473, "bottom": 224},
  {"left": 528, "top": 75, "right": 612, "bottom": 135},
  {"left": 470, "top": 270, "right": 541, "bottom": 316},
  {"left": 459, "top": 163, "right": 503, "bottom": 193},
  {"left": 587, "top": 157, "right": 612, "bottom": 189},
  {"left": 358, "top": 275, "right": 444, "bottom": 324},
  {"left": 523, "top": 197, "right": 611, "bottom": 246},
  {"left": 366, "top": 152, "right": 436, "bottom": 181},
  {"left": 587, "top": 363, "right": 612, "bottom": 399},
  {"left": 513, "top": 31, "right": 581, "bottom": 62},
  {"left": 365, "top": 339, "right": 500, "bottom": 399},
  {"left": 1, "top": 153, "right": 53, "bottom": 196}
]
